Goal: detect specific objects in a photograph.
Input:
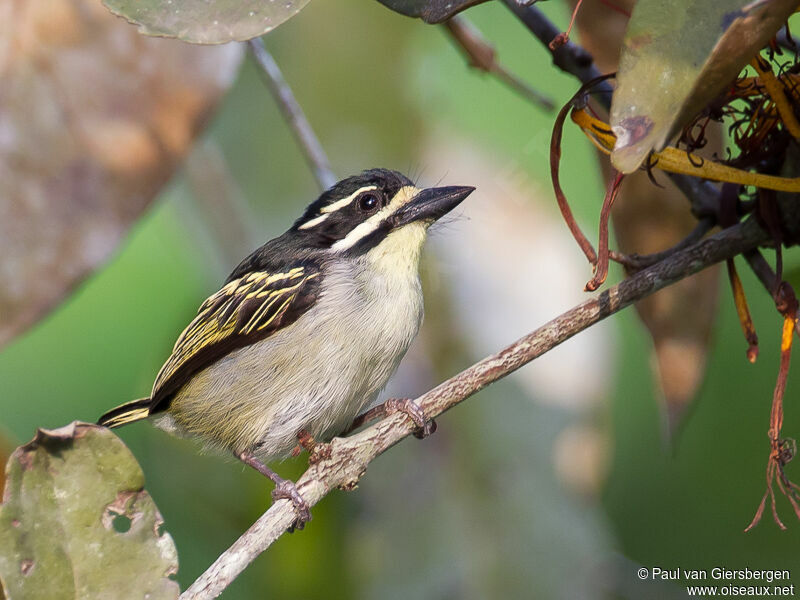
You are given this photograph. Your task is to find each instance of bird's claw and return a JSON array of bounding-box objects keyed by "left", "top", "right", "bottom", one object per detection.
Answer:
[
  {"left": 272, "top": 479, "right": 311, "bottom": 532},
  {"left": 384, "top": 398, "right": 437, "bottom": 439}
]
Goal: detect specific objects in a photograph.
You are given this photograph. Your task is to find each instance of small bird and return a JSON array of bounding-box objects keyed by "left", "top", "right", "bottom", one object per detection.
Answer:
[{"left": 98, "top": 169, "right": 474, "bottom": 526}]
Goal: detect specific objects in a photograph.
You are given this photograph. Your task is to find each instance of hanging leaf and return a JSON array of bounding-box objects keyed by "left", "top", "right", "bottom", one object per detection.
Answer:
[
  {"left": 0, "top": 0, "right": 243, "bottom": 348},
  {"left": 610, "top": 0, "right": 797, "bottom": 173},
  {"left": 103, "top": 0, "right": 311, "bottom": 44},
  {"left": 374, "top": 0, "right": 491, "bottom": 23},
  {"left": 0, "top": 423, "right": 178, "bottom": 600},
  {"left": 573, "top": 0, "right": 722, "bottom": 436}
]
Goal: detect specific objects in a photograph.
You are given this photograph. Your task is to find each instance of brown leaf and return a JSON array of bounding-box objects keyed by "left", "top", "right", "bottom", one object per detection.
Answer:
[
  {"left": 574, "top": 0, "right": 721, "bottom": 436},
  {"left": 0, "top": 0, "right": 243, "bottom": 348}
]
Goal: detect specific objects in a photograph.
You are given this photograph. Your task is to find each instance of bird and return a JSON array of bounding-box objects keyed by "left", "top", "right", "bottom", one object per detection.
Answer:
[{"left": 98, "top": 168, "right": 474, "bottom": 527}]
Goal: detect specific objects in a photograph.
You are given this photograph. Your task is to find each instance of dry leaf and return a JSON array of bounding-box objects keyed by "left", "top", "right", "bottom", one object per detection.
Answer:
[
  {"left": 574, "top": 0, "right": 721, "bottom": 436},
  {"left": 0, "top": 0, "right": 243, "bottom": 348}
]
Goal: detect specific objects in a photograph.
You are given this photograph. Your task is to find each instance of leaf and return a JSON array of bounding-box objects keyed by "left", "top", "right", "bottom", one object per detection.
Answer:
[
  {"left": 0, "top": 423, "right": 178, "bottom": 600},
  {"left": 573, "top": 0, "right": 721, "bottom": 436},
  {"left": 103, "top": 0, "right": 311, "bottom": 44},
  {"left": 610, "top": 0, "right": 797, "bottom": 173},
  {"left": 0, "top": 0, "right": 243, "bottom": 348},
  {"left": 374, "top": 0, "right": 491, "bottom": 23}
]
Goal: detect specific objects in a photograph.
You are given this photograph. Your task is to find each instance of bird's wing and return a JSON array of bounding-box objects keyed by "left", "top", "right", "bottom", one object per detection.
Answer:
[{"left": 149, "top": 262, "right": 322, "bottom": 413}]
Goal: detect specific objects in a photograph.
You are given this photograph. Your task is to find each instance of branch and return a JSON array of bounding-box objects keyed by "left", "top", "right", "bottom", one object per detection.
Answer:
[
  {"left": 180, "top": 217, "right": 769, "bottom": 600},
  {"left": 247, "top": 38, "right": 337, "bottom": 191}
]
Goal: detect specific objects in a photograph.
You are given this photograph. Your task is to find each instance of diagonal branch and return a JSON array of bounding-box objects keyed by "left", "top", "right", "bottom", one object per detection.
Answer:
[
  {"left": 247, "top": 38, "right": 337, "bottom": 191},
  {"left": 180, "top": 216, "right": 769, "bottom": 600}
]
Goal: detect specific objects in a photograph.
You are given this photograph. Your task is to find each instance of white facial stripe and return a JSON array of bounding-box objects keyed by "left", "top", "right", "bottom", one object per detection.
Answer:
[
  {"left": 320, "top": 185, "right": 377, "bottom": 214},
  {"left": 297, "top": 213, "right": 329, "bottom": 230},
  {"left": 331, "top": 185, "right": 418, "bottom": 252}
]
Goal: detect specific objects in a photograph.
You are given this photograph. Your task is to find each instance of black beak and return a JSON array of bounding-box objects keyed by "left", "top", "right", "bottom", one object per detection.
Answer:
[{"left": 393, "top": 185, "right": 475, "bottom": 227}]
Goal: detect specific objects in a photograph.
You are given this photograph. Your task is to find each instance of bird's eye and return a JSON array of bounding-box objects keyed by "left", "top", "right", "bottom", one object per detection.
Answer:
[{"left": 358, "top": 193, "right": 379, "bottom": 212}]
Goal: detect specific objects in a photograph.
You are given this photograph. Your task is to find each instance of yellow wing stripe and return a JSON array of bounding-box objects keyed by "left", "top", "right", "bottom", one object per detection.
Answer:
[
  {"left": 242, "top": 293, "right": 284, "bottom": 335},
  {"left": 152, "top": 266, "right": 319, "bottom": 398},
  {"left": 258, "top": 296, "right": 294, "bottom": 332},
  {"left": 102, "top": 408, "right": 150, "bottom": 428}
]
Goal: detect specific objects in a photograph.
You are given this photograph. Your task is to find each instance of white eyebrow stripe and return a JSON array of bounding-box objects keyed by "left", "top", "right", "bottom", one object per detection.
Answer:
[
  {"left": 298, "top": 213, "right": 329, "bottom": 230},
  {"left": 320, "top": 185, "right": 377, "bottom": 214},
  {"left": 331, "top": 185, "right": 417, "bottom": 252}
]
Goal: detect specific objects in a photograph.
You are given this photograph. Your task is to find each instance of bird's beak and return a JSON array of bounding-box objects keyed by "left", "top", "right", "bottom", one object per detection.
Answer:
[{"left": 393, "top": 185, "right": 475, "bottom": 227}]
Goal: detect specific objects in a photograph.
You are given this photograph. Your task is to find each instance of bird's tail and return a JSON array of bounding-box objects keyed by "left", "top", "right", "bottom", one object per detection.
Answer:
[{"left": 97, "top": 398, "right": 152, "bottom": 429}]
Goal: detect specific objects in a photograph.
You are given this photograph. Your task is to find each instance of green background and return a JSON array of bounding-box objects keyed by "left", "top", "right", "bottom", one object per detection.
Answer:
[{"left": 2, "top": 1, "right": 799, "bottom": 598}]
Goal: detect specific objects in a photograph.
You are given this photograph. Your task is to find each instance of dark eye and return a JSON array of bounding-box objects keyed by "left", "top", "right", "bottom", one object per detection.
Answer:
[{"left": 358, "top": 193, "right": 379, "bottom": 212}]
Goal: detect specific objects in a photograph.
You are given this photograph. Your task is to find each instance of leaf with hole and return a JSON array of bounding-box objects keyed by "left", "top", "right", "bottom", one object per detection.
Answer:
[{"left": 0, "top": 423, "right": 178, "bottom": 600}]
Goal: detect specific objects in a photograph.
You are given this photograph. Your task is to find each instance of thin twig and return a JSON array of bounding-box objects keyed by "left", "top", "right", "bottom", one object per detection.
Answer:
[
  {"left": 443, "top": 16, "right": 554, "bottom": 110},
  {"left": 180, "top": 217, "right": 768, "bottom": 600},
  {"left": 247, "top": 38, "right": 337, "bottom": 191},
  {"left": 501, "top": 0, "right": 614, "bottom": 99},
  {"left": 744, "top": 248, "right": 779, "bottom": 294},
  {"left": 610, "top": 217, "right": 715, "bottom": 271}
]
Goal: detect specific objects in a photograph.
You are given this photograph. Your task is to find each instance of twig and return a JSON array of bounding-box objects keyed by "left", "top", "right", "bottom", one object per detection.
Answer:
[
  {"left": 247, "top": 38, "right": 337, "bottom": 191},
  {"left": 744, "top": 248, "right": 779, "bottom": 294},
  {"left": 610, "top": 217, "right": 715, "bottom": 271},
  {"left": 180, "top": 217, "right": 768, "bottom": 600},
  {"left": 501, "top": 0, "right": 614, "bottom": 99},
  {"left": 443, "top": 16, "right": 554, "bottom": 110}
]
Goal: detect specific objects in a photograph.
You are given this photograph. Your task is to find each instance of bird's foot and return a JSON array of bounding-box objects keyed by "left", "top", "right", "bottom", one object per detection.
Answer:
[
  {"left": 348, "top": 398, "right": 436, "bottom": 439},
  {"left": 385, "top": 398, "right": 437, "bottom": 438},
  {"left": 295, "top": 429, "right": 331, "bottom": 465},
  {"left": 234, "top": 450, "right": 311, "bottom": 531},
  {"left": 271, "top": 479, "right": 312, "bottom": 532}
]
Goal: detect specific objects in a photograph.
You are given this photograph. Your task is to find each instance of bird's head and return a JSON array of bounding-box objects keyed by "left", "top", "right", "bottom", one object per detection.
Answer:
[{"left": 291, "top": 169, "right": 474, "bottom": 259}]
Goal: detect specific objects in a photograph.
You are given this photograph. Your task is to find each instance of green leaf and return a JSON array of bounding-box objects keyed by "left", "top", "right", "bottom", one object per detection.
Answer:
[
  {"left": 610, "top": 0, "right": 797, "bottom": 173},
  {"left": 374, "top": 0, "right": 491, "bottom": 23},
  {"left": 0, "top": 423, "right": 178, "bottom": 600},
  {"left": 102, "top": 0, "right": 311, "bottom": 44}
]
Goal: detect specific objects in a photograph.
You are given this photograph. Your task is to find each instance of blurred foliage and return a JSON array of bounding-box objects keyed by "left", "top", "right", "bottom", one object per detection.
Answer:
[
  {"left": 0, "top": 0, "right": 241, "bottom": 348},
  {"left": 2, "top": 0, "right": 800, "bottom": 598}
]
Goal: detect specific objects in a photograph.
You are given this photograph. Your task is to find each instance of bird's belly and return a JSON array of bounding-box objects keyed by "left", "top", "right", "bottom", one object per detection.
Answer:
[{"left": 159, "top": 291, "right": 422, "bottom": 460}]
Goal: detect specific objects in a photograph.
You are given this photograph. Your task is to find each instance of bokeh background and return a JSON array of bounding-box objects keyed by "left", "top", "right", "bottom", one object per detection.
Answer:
[{"left": 2, "top": 1, "right": 800, "bottom": 598}]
